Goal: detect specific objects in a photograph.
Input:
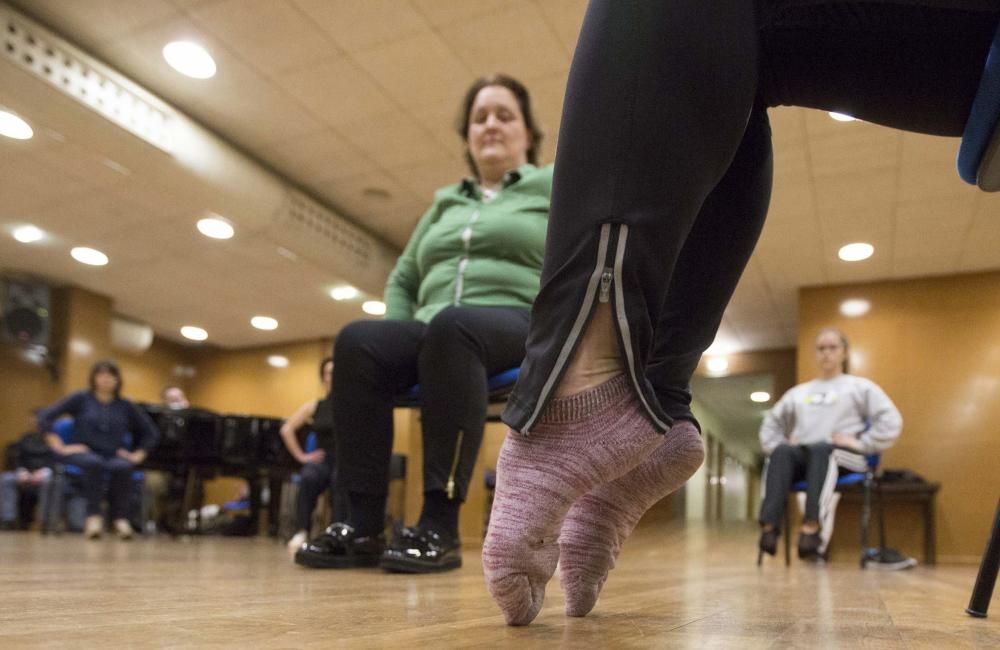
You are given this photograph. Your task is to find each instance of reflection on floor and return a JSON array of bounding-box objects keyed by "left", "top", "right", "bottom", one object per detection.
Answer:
[{"left": 0, "top": 521, "right": 996, "bottom": 648}]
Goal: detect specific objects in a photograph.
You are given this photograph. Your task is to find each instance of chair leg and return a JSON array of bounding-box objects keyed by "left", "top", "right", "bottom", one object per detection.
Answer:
[
  {"left": 860, "top": 470, "right": 873, "bottom": 569},
  {"left": 784, "top": 504, "right": 791, "bottom": 567},
  {"left": 967, "top": 497, "right": 1000, "bottom": 618}
]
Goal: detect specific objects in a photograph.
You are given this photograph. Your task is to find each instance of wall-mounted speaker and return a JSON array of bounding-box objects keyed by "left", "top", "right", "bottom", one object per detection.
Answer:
[{"left": 0, "top": 279, "right": 51, "bottom": 347}]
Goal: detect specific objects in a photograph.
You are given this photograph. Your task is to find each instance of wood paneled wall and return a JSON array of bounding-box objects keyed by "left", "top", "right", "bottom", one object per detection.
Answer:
[{"left": 800, "top": 271, "right": 1000, "bottom": 563}]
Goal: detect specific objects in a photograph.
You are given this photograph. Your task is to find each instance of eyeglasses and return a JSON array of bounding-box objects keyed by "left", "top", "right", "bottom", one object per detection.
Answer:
[{"left": 816, "top": 345, "right": 843, "bottom": 352}]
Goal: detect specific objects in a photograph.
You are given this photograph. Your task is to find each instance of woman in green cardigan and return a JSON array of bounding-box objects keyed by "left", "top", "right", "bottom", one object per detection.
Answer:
[{"left": 295, "top": 74, "right": 551, "bottom": 573}]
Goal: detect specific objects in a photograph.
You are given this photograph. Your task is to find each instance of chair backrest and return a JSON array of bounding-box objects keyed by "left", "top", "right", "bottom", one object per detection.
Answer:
[
  {"left": 958, "top": 22, "right": 1000, "bottom": 190},
  {"left": 51, "top": 417, "right": 74, "bottom": 444}
]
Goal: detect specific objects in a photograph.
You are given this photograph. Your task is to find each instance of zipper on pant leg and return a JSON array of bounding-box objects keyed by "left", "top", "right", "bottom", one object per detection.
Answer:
[
  {"left": 520, "top": 223, "right": 669, "bottom": 434},
  {"left": 445, "top": 429, "right": 464, "bottom": 499},
  {"left": 610, "top": 225, "right": 670, "bottom": 431}
]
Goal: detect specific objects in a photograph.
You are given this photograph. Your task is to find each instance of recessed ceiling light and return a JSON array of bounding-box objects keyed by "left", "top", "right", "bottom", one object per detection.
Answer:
[
  {"left": 197, "top": 216, "right": 234, "bottom": 240},
  {"left": 838, "top": 242, "right": 874, "bottom": 262},
  {"left": 840, "top": 298, "right": 871, "bottom": 318},
  {"left": 330, "top": 286, "right": 359, "bottom": 301},
  {"left": 267, "top": 355, "right": 289, "bottom": 368},
  {"left": 12, "top": 225, "right": 45, "bottom": 243},
  {"left": 70, "top": 246, "right": 108, "bottom": 266},
  {"left": 181, "top": 325, "right": 208, "bottom": 341},
  {"left": 163, "top": 41, "right": 217, "bottom": 79},
  {"left": 750, "top": 391, "right": 771, "bottom": 403},
  {"left": 829, "top": 112, "right": 856, "bottom": 122},
  {"left": 362, "top": 300, "right": 386, "bottom": 316},
  {"left": 251, "top": 316, "right": 278, "bottom": 330},
  {"left": 706, "top": 356, "right": 729, "bottom": 375},
  {"left": 0, "top": 110, "right": 33, "bottom": 139}
]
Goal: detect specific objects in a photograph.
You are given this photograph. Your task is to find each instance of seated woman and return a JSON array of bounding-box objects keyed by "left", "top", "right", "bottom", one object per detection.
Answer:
[
  {"left": 1, "top": 410, "right": 54, "bottom": 530},
  {"left": 280, "top": 357, "right": 346, "bottom": 554},
  {"left": 758, "top": 328, "right": 903, "bottom": 560},
  {"left": 38, "top": 360, "right": 160, "bottom": 540},
  {"left": 295, "top": 74, "right": 551, "bottom": 572}
]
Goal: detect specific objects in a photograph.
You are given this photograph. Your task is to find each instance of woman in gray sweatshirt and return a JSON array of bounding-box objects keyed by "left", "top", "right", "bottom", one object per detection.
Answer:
[{"left": 758, "top": 328, "right": 902, "bottom": 560}]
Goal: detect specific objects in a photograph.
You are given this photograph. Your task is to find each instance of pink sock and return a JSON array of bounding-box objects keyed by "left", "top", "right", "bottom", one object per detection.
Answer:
[
  {"left": 558, "top": 420, "right": 704, "bottom": 616},
  {"left": 481, "top": 375, "right": 662, "bottom": 626}
]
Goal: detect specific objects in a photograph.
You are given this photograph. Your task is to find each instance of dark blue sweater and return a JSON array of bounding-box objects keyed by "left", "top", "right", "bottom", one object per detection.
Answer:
[{"left": 37, "top": 391, "right": 160, "bottom": 456}]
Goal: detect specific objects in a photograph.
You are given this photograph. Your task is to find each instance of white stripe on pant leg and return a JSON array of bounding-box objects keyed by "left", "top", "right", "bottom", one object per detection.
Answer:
[{"left": 818, "top": 460, "right": 840, "bottom": 555}]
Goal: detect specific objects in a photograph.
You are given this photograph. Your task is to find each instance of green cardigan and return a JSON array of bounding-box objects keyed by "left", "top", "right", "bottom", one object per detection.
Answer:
[{"left": 384, "top": 163, "right": 552, "bottom": 322}]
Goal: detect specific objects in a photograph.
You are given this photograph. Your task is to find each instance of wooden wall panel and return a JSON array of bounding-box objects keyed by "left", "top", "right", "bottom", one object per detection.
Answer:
[{"left": 800, "top": 271, "right": 1000, "bottom": 563}]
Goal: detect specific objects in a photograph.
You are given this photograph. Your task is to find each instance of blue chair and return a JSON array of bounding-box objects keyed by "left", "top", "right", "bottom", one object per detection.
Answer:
[
  {"left": 40, "top": 419, "right": 145, "bottom": 534},
  {"left": 394, "top": 367, "right": 520, "bottom": 422},
  {"left": 958, "top": 22, "right": 1000, "bottom": 191},
  {"left": 775, "top": 453, "right": 881, "bottom": 567}
]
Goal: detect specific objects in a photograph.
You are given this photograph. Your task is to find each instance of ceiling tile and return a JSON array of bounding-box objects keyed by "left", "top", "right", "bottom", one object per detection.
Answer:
[
  {"left": 336, "top": 111, "right": 450, "bottom": 169},
  {"left": 411, "top": 0, "right": 529, "bottom": 27},
  {"left": 189, "top": 0, "right": 339, "bottom": 75},
  {"left": 535, "top": 0, "right": 587, "bottom": 54},
  {"left": 9, "top": 0, "right": 180, "bottom": 46},
  {"left": 388, "top": 156, "right": 469, "bottom": 202},
  {"left": 274, "top": 55, "right": 398, "bottom": 126},
  {"left": 293, "top": 0, "right": 428, "bottom": 52},
  {"left": 257, "top": 129, "right": 377, "bottom": 186},
  {"left": 353, "top": 31, "right": 472, "bottom": 109},
  {"left": 438, "top": 4, "right": 570, "bottom": 81}
]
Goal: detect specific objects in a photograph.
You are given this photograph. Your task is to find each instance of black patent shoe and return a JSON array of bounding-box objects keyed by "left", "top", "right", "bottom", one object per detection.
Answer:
[
  {"left": 380, "top": 525, "right": 462, "bottom": 573},
  {"left": 798, "top": 531, "right": 823, "bottom": 560},
  {"left": 294, "top": 522, "right": 385, "bottom": 569}
]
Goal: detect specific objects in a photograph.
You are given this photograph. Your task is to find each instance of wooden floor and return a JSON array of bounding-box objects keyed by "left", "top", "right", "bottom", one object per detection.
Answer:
[{"left": 0, "top": 522, "right": 996, "bottom": 648}]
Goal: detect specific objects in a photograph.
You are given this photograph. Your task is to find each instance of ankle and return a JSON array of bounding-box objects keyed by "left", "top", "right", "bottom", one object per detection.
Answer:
[
  {"left": 801, "top": 522, "right": 820, "bottom": 535},
  {"left": 419, "top": 490, "right": 460, "bottom": 538}
]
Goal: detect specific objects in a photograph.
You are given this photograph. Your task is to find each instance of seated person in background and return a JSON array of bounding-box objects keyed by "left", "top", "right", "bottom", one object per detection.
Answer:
[
  {"left": 38, "top": 359, "right": 160, "bottom": 540},
  {"left": 143, "top": 384, "right": 192, "bottom": 533},
  {"left": 758, "top": 328, "right": 903, "bottom": 560},
  {"left": 280, "top": 357, "right": 345, "bottom": 554},
  {"left": 1, "top": 409, "right": 54, "bottom": 530},
  {"left": 296, "top": 74, "right": 551, "bottom": 573},
  {"left": 161, "top": 385, "right": 190, "bottom": 410}
]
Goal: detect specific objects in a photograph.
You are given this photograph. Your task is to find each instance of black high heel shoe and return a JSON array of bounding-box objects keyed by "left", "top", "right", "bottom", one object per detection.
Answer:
[{"left": 757, "top": 528, "right": 779, "bottom": 565}]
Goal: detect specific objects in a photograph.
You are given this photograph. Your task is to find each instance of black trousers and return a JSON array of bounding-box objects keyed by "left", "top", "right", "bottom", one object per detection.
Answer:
[
  {"left": 61, "top": 452, "right": 134, "bottom": 519},
  {"left": 503, "top": 0, "right": 1000, "bottom": 433},
  {"left": 759, "top": 443, "right": 849, "bottom": 528},
  {"left": 332, "top": 306, "right": 530, "bottom": 504}
]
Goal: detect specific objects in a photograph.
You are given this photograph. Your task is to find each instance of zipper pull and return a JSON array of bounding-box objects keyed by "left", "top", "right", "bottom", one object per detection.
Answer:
[{"left": 599, "top": 268, "right": 613, "bottom": 303}]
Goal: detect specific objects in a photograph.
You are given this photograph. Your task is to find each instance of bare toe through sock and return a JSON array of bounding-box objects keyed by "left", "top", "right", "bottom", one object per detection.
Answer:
[
  {"left": 558, "top": 420, "right": 704, "bottom": 617},
  {"left": 481, "top": 375, "right": 663, "bottom": 626}
]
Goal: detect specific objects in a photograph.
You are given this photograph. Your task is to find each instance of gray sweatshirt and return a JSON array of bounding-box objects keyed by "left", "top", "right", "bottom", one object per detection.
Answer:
[{"left": 759, "top": 374, "right": 903, "bottom": 472}]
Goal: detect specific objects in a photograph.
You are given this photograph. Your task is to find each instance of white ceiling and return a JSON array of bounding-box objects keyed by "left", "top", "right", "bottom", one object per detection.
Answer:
[{"left": 1, "top": 0, "right": 998, "bottom": 350}]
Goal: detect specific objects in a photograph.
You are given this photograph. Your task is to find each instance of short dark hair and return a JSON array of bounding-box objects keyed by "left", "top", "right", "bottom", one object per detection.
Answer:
[
  {"left": 456, "top": 74, "right": 543, "bottom": 177},
  {"left": 319, "top": 356, "right": 333, "bottom": 379},
  {"left": 88, "top": 359, "right": 122, "bottom": 398}
]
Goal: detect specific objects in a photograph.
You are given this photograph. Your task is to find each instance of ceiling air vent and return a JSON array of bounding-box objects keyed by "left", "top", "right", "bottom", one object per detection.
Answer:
[{"left": 1, "top": 5, "right": 173, "bottom": 152}]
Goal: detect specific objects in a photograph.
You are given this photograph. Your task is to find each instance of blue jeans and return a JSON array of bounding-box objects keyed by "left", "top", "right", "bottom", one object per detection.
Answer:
[
  {"left": 61, "top": 453, "right": 134, "bottom": 519},
  {"left": 1, "top": 471, "right": 50, "bottom": 525}
]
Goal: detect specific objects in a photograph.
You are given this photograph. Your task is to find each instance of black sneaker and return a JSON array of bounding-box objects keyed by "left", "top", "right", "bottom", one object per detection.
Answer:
[
  {"left": 759, "top": 528, "right": 779, "bottom": 556},
  {"left": 380, "top": 525, "right": 462, "bottom": 573},
  {"left": 864, "top": 547, "right": 918, "bottom": 570},
  {"left": 797, "top": 532, "right": 822, "bottom": 560},
  {"left": 294, "top": 522, "right": 385, "bottom": 569}
]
